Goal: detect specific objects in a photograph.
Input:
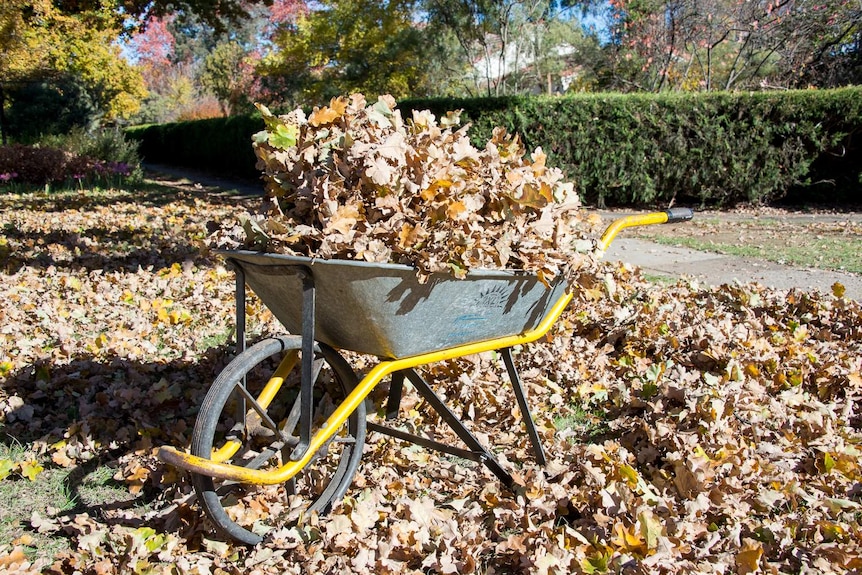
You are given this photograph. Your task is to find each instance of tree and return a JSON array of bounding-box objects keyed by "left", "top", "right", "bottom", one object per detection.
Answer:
[
  {"left": 421, "top": 0, "right": 595, "bottom": 96},
  {"left": 261, "top": 0, "right": 428, "bottom": 103},
  {"left": 0, "top": 0, "right": 146, "bottom": 143},
  {"left": 201, "top": 41, "right": 256, "bottom": 115},
  {"left": 126, "top": 15, "right": 218, "bottom": 123},
  {"left": 603, "top": 0, "right": 862, "bottom": 91},
  {"left": 423, "top": 0, "right": 521, "bottom": 96},
  {"left": 4, "top": 76, "right": 99, "bottom": 141},
  {"left": 52, "top": 0, "right": 266, "bottom": 34},
  {"left": 507, "top": 4, "right": 596, "bottom": 94}
]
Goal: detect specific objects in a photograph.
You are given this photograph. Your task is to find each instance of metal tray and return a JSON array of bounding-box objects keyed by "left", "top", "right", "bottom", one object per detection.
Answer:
[{"left": 221, "top": 250, "right": 567, "bottom": 359}]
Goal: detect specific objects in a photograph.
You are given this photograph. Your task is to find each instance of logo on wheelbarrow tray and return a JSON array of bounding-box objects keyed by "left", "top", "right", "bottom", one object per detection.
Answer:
[{"left": 475, "top": 285, "right": 509, "bottom": 310}]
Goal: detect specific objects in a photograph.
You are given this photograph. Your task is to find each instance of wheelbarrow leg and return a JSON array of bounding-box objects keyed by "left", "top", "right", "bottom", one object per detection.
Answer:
[
  {"left": 403, "top": 369, "right": 515, "bottom": 490},
  {"left": 234, "top": 266, "right": 246, "bottom": 355},
  {"left": 290, "top": 269, "right": 315, "bottom": 461},
  {"left": 385, "top": 371, "right": 405, "bottom": 420},
  {"left": 500, "top": 347, "right": 546, "bottom": 466},
  {"left": 232, "top": 266, "right": 247, "bottom": 436}
]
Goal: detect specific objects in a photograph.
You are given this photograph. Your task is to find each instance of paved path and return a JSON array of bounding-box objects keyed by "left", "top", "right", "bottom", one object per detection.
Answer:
[
  {"left": 604, "top": 237, "right": 861, "bottom": 301},
  {"left": 143, "top": 164, "right": 861, "bottom": 301}
]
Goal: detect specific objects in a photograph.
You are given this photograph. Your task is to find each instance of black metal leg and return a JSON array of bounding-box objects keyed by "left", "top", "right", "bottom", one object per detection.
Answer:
[
  {"left": 291, "top": 269, "right": 315, "bottom": 461},
  {"left": 386, "top": 371, "right": 405, "bottom": 420},
  {"left": 403, "top": 369, "right": 515, "bottom": 490},
  {"left": 232, "top": 265, "right": 247, "bottom": 429},
  {"left": 501, "top": 347, "right": 546, "bottom": 465},
  {"left": 234, "top": 266, "right": 246, "bottom": 355}
]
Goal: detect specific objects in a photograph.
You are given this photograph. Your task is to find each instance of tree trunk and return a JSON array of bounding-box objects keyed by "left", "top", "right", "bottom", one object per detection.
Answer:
[{"left": 0, "top": 84, "right": 7, "bottom": 146}]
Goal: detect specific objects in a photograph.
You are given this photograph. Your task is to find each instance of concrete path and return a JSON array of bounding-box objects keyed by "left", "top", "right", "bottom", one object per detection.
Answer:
[{"left": 604, "top": 237, "right": 861, "bottom": 301}]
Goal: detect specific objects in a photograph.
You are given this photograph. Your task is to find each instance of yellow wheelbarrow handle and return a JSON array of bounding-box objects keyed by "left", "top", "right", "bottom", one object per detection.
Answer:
[{"left": 599, "top": 208, "right": 693, "bottom": 252}]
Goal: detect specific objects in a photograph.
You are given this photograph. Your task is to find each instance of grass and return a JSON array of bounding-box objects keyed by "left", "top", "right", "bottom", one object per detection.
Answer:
[
  {"left": 196, "top": 328, "right": 235, "bottom": 352},
  {"left": 0, "top": 442, "right": 146, "bottom": 562},
  {"left": 642, "top": 272, "right": 678, "bottom": 286},
  {"left": 626, "top": 212, "right": 862, "bottom": 275},
  {"left": 553, "top": 404, "right": 609, "bottom": 443},
  {"left": 0, "top": 465, "right": 76, "bottom": 560},
  {"left": 646, "top": 235, "right": 862, "bottom": 274}
]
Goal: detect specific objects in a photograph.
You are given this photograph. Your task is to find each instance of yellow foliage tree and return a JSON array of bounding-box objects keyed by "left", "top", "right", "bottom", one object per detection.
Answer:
[
  {"left": 260, "top": 0, "right": 427, "bottom": 104},
  {"left": 0, "top": 0, "right": 146, "bottom": 142}
]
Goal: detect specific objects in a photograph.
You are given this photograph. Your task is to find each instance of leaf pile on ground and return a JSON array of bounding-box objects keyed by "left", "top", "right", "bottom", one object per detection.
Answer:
[
  {"left": 216, "top": 94, "right": 597, "bottom": 284},
  {"left": 1, "top": 187, "right": 860, "bottom": 574}
]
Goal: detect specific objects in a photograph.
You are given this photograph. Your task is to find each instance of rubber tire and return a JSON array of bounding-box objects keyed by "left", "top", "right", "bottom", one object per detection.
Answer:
[{"left": 190, "top": 336, "right": 366, "bottom": 545}]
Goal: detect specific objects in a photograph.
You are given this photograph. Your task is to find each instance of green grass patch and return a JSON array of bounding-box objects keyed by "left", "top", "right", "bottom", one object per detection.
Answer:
[
  {"left": 553, "top": 404, "right": 609, "bottom": 443},
  {"left": 645, "top": 235, "right": 862, "bottom": 274},
  {"left": 642, "top": 273, "right": 678, "bottom": 286},
  {"left": 0, "top": 466, "right": 75, "bottom": 560},
  {"left": 195, "top": 328, "right": 234, "bottom": 352}
]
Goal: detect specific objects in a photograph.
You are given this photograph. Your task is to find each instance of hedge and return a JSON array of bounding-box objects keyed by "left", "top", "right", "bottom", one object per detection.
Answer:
[
  {"left": 126, "top": 114, "right": 263, "bottom": 181},
  {"left": 127, "top": 88, "right": 862, "bottom": 207}
]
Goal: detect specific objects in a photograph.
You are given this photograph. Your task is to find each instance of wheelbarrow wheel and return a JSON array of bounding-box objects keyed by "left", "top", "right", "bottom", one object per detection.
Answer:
[{"left": 190, "top": 336, "right": 366, "bottom": 545}]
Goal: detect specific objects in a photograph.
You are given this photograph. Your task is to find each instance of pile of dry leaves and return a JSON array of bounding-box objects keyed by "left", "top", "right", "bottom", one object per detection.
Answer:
[
  {"left": 1, "top": 185, "right": 860, "bottom": 573},
  {"left": 216, "top": 94, "right": 597, "bottom": 284}
]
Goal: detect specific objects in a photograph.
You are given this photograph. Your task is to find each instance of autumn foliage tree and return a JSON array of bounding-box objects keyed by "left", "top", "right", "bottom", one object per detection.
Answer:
[
  {"left": 126, "top": 16, "right": 220, "bottom": 123},
  {"left": 0, "top": 0, "right": 146, "bottom": 143},
  {"left": 125, "top": 0, "right": 306, "bottom": 122},
  {"left": 260, "top": 0, "right": 428, "bottom": 102}
]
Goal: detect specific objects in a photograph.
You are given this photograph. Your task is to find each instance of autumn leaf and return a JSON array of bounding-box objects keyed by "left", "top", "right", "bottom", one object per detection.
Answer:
[
  {"left": 581, "top": 545, "right": 614, "bottom": 573},
  {"left": 19, "top": 460, "right": 44, "bottom": 481},
  {"left": 0, "top": 548, "right": 28, "bottom": 569},
  {"left": 132, "top": 527, "right": 168, "bottom": 552},
  {"left": 735, "top": 539, "right": 763, "bottom": 574},
  {"left": 0, "top": 459, "right": 14, "bottom": 480},
  {"left": 325, "top": 203, "right": 362, "bottom": 235},
  {"left": 638, "top": 509, "right": 662, "bottom": 551},
  {"left": 269, "top": 123, "right": 300, "bottom": 150},
  {"left": 309, "top": 96, "right": 349, "bottom": 126},
  {"left": 446, "top": 200, "right": 467, "bottom": 219},
  {"left": 52, "top": 449, "right": 76, "bottom": 468},
  {"left": 816, "top": 451, "right": 836, "bottom": 474},
  {"left": 619, "top": 464, "right": 639, "bottom": 488}
]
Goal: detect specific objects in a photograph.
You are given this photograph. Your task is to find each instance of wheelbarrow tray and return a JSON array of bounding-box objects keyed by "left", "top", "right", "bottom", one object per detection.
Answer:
[{"left": 220, "top": 250, "right": 568, "bottom": 360}]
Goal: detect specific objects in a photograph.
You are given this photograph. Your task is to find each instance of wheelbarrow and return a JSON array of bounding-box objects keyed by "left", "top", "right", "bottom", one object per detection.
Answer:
[{"left": 158, "top": 208, "right": 693, "bottom": 544}]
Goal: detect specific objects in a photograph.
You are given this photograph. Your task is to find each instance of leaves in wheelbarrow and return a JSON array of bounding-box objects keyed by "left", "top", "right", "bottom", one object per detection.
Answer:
[{"left": 212, "top": 94, "right": 602, "bottom": 284}]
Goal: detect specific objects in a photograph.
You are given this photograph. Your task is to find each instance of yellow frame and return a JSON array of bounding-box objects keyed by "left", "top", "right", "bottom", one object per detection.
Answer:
[{"left": 158, "top": 211, "right": 675, "bottom": 485}]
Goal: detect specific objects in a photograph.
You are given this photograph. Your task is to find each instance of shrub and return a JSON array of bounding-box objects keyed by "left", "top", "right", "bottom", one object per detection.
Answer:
[
  {"left": 0, "top": 145, "right": 71, "bottom": 185},
  {"left": 126, "top": 115, "right": 261, "bottom": 180},
  {"left": 400, "top": 89, "right": 862, "bottom": 207},
  {"left": 5, "top": 75, "right": 99, "bottom": 142},
  {"left": 0, "top": 139, "right": 140, "bottom": 189},
  {"left": 41, "top": 127, "right": 142, "bottom": 168}
]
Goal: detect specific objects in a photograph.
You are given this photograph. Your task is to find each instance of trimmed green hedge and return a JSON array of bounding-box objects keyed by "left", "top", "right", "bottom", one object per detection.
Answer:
[
  {"left": 128, "top": 88, "right": 862, "bottom": 206},
  {"left": 126, "top": 114, "right": 263, "bottom": 180},
  {"left": 401, "top": 88, "right": 862, "bottom": 206}
]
